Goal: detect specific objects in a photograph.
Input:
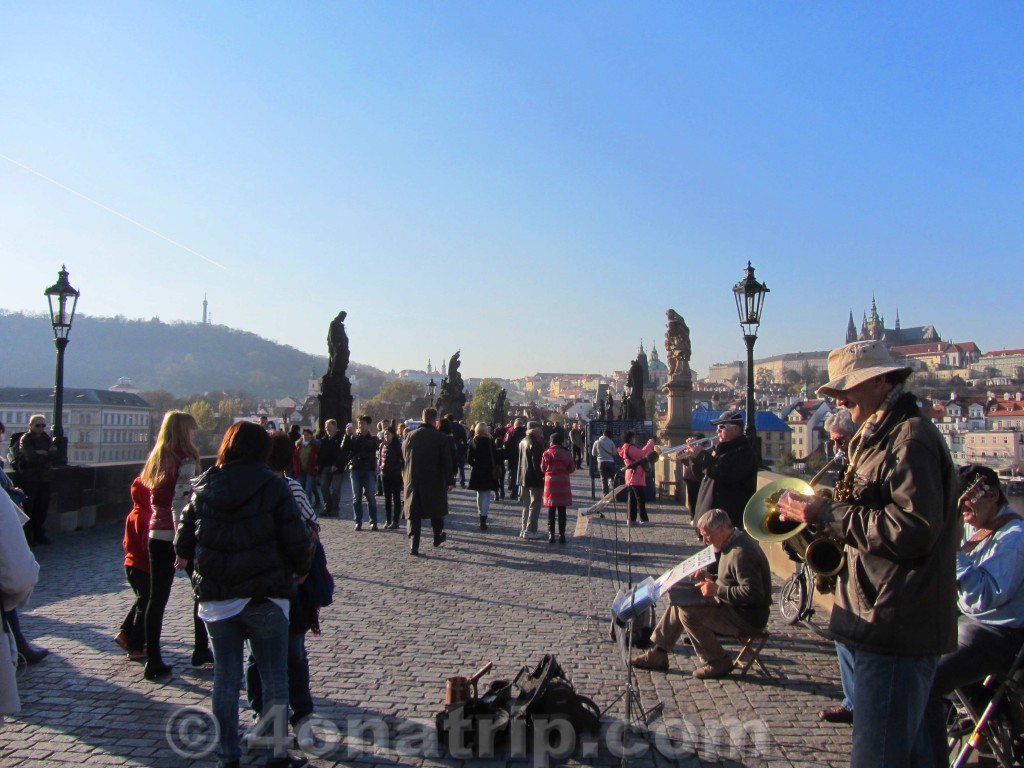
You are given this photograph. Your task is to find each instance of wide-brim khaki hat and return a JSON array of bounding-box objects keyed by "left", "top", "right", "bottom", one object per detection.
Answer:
[{"left": 816, "top": 341, "right": 912, "bottom": 398}]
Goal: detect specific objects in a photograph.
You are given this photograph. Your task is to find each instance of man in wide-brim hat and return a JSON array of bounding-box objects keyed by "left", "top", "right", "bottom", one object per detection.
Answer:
[{"left": 776, "top": 340, "right": 960, "bottom": 768}]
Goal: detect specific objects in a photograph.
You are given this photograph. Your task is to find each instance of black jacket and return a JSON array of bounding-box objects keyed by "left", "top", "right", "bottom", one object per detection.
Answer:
[
  {"left": 505, "top": 426, "right": 527, "bottom": 468},
  {"left": 343, "top": 431, "right": 380, "bottom": 472},
  {"left": 175, "top": 462, "right": 313, "bottom": 603},
  {"left": 692, "top": 437, "right": 757, "bottom": 528},
  {"left": 467, "top": 435, "right": 499, "bottom": 492},
  {"left": 317, "top": 430, "right": 347, "bottom": 473}
]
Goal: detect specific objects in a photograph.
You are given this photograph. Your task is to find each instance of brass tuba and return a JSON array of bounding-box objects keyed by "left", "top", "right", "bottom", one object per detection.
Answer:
[{"left": 743, "top": 465, "right": 847, "bottom": 579}]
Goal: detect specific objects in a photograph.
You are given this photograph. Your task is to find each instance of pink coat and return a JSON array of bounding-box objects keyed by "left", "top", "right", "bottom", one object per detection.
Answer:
[
  {"left": 541, "top": 446, "right": 575, "bottom": 507},
  {"left": 618, "top": 439, "right": 655, "bottom": 487}
]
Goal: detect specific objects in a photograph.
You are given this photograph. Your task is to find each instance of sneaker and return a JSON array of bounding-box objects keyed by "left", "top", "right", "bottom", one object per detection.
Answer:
[
  {"left": 630, "top": 647, "right": 669, "bottom": 671},
  {"left": 693, "top": 656, "right": 734, "bottom": 679},
  {"left": 191, "top": 646, "right": 214, "bottom": 667},
  {"left": 818, "top": 705, "right": 853, "bottom": 724}
]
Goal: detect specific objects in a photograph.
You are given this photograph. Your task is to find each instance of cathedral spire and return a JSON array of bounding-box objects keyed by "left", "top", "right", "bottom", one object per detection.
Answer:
[{"left": 846, "top": 310, "right": 857, "bottom": 344}]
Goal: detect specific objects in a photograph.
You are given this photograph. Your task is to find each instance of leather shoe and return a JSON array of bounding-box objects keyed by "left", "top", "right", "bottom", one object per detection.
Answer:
[
  {"left": 19, "top": 645, "right": 49, "bottom": 665},
  {"left": 693, "top": 656, "right": 734, "bottom": 679},
  {"left": 191, "top": 646, "right": 214, "bottom": 667},
  {"left": 630, "top": 647, "right": 669, "bottom": 671},
  {"left": 432, "top": 532, "right": 447, "bottom": 547},
  {"left": 819, "top": 704, "right": 853, "bottom": 723}
]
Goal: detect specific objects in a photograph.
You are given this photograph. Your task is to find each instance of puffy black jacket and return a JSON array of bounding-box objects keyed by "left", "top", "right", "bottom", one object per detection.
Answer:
[{"left": 175, "top": 462, "right": 313, "bottom": 603}]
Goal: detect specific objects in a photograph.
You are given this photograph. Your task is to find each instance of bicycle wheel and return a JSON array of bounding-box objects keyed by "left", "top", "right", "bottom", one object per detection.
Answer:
[{"left": 779, "top": 573, "right": 807, "bottom": 625}]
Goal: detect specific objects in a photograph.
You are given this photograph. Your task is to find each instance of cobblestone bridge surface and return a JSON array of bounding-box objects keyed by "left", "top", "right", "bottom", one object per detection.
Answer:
[{"left": 2, "top": 470, "right": 853, "bottom": 767}]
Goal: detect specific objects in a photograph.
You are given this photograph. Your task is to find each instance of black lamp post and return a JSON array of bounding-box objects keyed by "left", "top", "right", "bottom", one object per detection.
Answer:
[
  {"left": 45, "top": 265, "right": 80, "bottom": 466},
  {"left": 732, "top": 261, "right": 769, "bottom": 464},
  {"left": 427, "top": 378, "right": 437, "bottom": 408}
]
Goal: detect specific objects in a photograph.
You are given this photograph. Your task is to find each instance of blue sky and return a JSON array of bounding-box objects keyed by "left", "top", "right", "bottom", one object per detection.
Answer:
[{"left": 2, "top": 2, "right": 1021, "bottom": 381}]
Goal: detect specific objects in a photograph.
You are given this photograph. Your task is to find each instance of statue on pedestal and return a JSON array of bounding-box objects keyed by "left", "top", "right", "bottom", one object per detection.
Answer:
[
  {"left": 665, "top": 309, "right": 691, "bottom": 380},
  {"left": 319, "top": 311, "right": 354, "bottom": 430}
]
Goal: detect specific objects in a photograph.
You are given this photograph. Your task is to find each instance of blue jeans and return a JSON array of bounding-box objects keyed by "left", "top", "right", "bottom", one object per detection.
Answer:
[
  {"left": 351, "top": 469, "right": 378, "bottom": 525},
  {"left": 206, "top": 600, "right": 290, "bottom": 766},
  {"left": 849, "top": 647, "right": 937, "bottom": 768},
  {"left": 476, "top": 490, "right": 492, "bottom": 518},
  {"left": 245, "top": 630, "right": 313, "bottom": 726},
  {"left": 836, "top": 641, "right": 855, "bottom": 710},
  {"left": 298, "top": 471, "right": 317, "bottom": 506}
]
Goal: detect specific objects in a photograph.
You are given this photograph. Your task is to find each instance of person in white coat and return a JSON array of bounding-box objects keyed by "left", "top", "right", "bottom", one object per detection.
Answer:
[{"left": 1, "top": 490, "right": 41, "bottom": 725}]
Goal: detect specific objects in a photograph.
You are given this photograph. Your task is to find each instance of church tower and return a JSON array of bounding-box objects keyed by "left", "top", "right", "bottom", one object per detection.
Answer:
[{"left": 846, "top": 311, "right": 858, "bottom": 344}]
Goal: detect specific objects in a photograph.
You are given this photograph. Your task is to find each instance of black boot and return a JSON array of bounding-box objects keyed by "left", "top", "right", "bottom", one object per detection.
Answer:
[
  {"left": 479, "top": 516, "right": 487, "bottom": 531},
  {"left": 548, "top": 529, "right": 556, "bottom": 544}
]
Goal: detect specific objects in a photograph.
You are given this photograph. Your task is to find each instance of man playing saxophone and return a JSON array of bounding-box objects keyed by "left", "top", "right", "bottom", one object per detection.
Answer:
[{"left": 775, "top": 340, "right": 959, "bottom": 768}]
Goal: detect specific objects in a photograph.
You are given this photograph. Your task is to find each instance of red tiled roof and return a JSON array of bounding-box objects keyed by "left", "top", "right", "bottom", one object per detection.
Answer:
[{"left": 982, "top": 349, "right": 1024, "bottom": 358}]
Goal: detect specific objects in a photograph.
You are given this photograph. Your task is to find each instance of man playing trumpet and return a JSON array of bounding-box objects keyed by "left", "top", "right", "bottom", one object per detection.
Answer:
[
  {"left": 677, "top": 411, "right": 757, "bottom": 529},
  {"left": 775, "top": 340, "right": 959, "bottom": 768}
]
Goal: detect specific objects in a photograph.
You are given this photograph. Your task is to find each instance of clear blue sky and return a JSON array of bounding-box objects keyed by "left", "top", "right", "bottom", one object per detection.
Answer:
[{"left": 2, "top": 2, "right": 1021, "bottom": 381}]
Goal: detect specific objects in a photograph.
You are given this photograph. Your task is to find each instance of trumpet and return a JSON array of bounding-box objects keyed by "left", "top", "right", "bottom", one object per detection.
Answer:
[{"left": 653, "top": 436, "right": 719, "bottom": 461}]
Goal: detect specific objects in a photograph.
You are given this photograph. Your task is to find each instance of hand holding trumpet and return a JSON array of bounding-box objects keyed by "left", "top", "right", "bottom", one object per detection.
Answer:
[{"left": 774, "top": 489, "right": 825, "bottom": 524}]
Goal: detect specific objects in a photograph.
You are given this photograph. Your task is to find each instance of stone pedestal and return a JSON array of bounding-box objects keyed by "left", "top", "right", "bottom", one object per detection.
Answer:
[
  {"left": 661, "top": 375, "right": 695, "bottom": 447},
  {"left": 656, "top": 375, "right": 697, "bottom": 505}
]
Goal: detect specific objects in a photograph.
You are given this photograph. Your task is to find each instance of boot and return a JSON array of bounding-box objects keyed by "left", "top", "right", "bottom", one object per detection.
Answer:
[
  {"left": 548, "top": 529, "right": 556, "bottom": 544},
  {"left": 479, "top": 516, "right": 487, "bottom": 531},
  {"left": 559, "top": 532, "right": 566, "bottom": 545}
]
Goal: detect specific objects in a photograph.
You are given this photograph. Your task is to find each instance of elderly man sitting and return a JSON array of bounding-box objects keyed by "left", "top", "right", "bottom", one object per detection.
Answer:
[{"left": 631, "top": 508, "right": 772, "bottom": 678}]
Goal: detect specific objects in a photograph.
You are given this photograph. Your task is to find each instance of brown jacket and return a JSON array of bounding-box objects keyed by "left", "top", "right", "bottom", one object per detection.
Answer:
[
  {"left": 402, "top": 424, "right": 454, "bottom": 521},
  {"left": 817, "top": 393, "right": 959, "bottom": 655}
]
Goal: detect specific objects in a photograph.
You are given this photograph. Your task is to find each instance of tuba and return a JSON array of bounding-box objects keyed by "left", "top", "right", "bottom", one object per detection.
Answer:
[{"left": 743, "top": 463, "right": 847, "bottom": 580}]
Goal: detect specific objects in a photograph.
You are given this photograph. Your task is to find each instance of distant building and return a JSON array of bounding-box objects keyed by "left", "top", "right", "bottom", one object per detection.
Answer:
[
  {"left": 973, "top": 349, "right": 1024, "bottom": 380},
  {"left": 0, "top": 387, "right": 152, "bottom": 466},
  {"left": 845, "top": 297, "right": 940, "bottom": 346},
  {"left": 781, "top": 399, "right": 832, "bottom": 460},
  {"left": 690, "top": 405, "right": 792, "bottom": 467}
]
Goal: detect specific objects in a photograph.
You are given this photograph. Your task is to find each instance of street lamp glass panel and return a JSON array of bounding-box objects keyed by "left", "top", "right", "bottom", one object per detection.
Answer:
[
  {"left": 45, "top": 265, "right": 80, "bottom": 341},
  {"left": 427, "top": 378, "right": 437, "bottom": 398},
  {"left": 732, "top": 261, "right": 769, "bottom": 337}
]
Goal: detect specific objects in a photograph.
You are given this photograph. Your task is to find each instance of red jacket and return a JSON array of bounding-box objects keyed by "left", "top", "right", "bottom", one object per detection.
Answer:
[
  {"left": 124, "top": 477, "right": 154, "bottom": 571},
  {"left": 293, "top": 439, "right": 320, "bottom": 476}
]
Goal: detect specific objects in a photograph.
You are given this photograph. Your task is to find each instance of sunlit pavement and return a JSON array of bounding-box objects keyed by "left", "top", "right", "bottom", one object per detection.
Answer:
[{"left": 1, "top": 470, "right": 852, "bottom": 767}]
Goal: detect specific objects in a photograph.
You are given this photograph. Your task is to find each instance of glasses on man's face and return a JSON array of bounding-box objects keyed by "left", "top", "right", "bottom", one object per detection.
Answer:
[{"left": 832, "top": 437, "right": 848, "bottom": 449}]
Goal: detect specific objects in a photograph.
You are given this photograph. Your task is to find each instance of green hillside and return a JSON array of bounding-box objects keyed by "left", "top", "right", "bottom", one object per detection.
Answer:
[{"left": 0, "top": 311, "right": 382, "bottom": 399}]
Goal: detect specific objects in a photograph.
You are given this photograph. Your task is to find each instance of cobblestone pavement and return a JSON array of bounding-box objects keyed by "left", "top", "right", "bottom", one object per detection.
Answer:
[{"left": 1, "top": 470, "right": 853, "bottom": 767}]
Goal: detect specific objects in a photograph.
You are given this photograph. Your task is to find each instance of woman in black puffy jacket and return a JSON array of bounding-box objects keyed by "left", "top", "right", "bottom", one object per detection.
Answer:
[{"left": 175, "top": 421, "right": 312, "bottom": 768}]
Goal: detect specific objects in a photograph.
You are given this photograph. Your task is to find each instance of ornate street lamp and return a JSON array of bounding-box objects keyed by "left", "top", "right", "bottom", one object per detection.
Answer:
[
  {"left": 732, "top": 261, "right": 769, "bottom": 464},
  {"left": 427, "top": 378, "right": 437, "bottom": 408},
  {"left": 45, "top": 265, "right": 80, "bottom": 465}
]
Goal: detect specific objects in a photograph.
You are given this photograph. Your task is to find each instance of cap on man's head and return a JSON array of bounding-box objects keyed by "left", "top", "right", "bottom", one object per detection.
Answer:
[
  {"left": 958, "top": 464, "right": 1003, "bottom": 499},
  {"left": 817, "top": 341, "right": 912, "bottom": 399},
  {"left": 526, "top": 420, "right": 542, "bottom": 431},
  {"left": 710, "top": 411, "right": 744, "bottom": 427}
]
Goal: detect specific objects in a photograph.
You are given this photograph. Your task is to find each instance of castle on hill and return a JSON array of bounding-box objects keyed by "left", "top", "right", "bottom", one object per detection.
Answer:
[{"left": 846, "top": 296, "right": 939, "bottom": 346}]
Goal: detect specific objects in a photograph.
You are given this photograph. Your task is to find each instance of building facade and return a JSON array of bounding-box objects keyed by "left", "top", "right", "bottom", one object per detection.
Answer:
[{"left": 0, "top": 387, "right": 152, "bottom": 466}]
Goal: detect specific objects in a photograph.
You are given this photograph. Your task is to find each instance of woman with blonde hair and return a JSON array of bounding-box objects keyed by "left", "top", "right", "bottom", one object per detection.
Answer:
[
  {"left": 140, "top": 411, "right": 204, "bottom": 683},
  {"left": 466, "top": 422, "right": 500, "bottom": 530}
]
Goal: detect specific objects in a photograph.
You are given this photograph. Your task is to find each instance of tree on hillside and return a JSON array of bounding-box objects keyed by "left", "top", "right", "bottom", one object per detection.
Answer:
[
  {"left": 186, "top": 400, "right": 217, "bottom": 432},
  {"left": 467, "top": 380, "right": 505, "bottom": 426},
  {"left": 365, "top": 379, "right": 425, "bottom": 421},
  {"left": 755, "top": 368, "right": 775, "bottom": 389},
  {"left": 783, "top": 369, "right": 802, "bottom": 387},
  {"left": 139, "top": 390, "right": 186, "bottom": 429}
]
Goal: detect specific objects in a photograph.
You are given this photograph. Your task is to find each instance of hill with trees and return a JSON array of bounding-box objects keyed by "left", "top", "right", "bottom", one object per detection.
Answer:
[{"left": 0, "top": 310, "right": 385, "bottom": 399}]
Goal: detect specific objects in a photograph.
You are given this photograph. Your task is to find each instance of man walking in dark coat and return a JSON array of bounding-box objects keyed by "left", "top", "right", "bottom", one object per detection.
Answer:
[
  {"left": 403, "top": 408, "right": 454, "bottom": 556},
  {"left": 504, "top": 418, "right": 527, "bottom": 501}
]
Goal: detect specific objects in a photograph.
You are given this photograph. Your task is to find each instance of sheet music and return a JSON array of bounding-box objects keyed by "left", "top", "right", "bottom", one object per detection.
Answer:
[{"left": 652, "top": 544, "right": 717, "bottom": 592}]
